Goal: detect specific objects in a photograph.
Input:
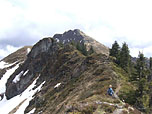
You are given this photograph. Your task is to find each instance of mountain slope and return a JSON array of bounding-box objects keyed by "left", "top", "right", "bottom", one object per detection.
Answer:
[
  {"left": 0, "top": 46, "right": 32, "bottom": 90},
  {"left": 0, "top": 46, "right": 33, "bottom": 113},
  {"left": 0, "top": 29, "right": 141, "bottom": 114},
  {"left": 2, "top": 46, "right": 32, "bottom": 64}
]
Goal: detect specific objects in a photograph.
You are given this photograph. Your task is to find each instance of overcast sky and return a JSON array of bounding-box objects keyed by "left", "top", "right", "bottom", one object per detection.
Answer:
[{"left": 0, "top": 0, "right": 152, "bottom": 59}]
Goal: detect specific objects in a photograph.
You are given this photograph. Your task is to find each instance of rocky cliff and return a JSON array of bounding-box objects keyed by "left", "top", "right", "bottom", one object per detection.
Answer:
[
  {"left": 5, "top": 38, "right": 57, "bottom": 99},
  {"left": 0, "top": 29, "right": 141, "bottom": 114}
]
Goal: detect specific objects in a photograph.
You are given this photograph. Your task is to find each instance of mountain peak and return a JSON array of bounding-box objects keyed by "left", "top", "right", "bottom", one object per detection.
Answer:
[
  {"left": 53, "top": 29, "right": 109, "bottom": 55},
  {"left": 65, "top": 29, "right": 84, "bottom": 36},
  {"left": 53, "top": 29, "right": 85, "bottom": 42}
]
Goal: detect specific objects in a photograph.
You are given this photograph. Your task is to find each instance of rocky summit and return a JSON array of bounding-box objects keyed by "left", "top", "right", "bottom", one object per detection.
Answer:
[
  {"left": 0, "top": 29, "right": 141, "bottom": 114},
  {"left": 53, "top": 29, "right": 109, "bottom": 56}
]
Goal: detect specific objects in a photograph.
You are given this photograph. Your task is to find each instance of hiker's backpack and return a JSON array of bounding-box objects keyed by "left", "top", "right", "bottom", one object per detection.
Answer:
[{"left": 107, "top": 88, "right": 113, "bottom": 96}]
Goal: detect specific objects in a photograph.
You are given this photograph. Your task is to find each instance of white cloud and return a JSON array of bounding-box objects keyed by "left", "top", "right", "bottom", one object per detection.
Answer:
[
  {"left": 0, "top": 0, "right": 152, "bottom": 57},
  {"left": 0, "top": 45, "right": 20, "bottom": 59}
]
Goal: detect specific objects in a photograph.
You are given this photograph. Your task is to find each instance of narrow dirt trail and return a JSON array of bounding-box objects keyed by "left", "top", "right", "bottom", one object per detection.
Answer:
[
  {"left": 115, "top": 83, "right": 121, "bottom": 94},
  {"left": 113, "top": 109, "right": 124, "bottom": 114},
  {"left": 114, "top": 82, "right": 121, "bottom": 99}
]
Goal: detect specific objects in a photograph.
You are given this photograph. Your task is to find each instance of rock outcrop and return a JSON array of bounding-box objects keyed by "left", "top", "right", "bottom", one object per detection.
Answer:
[
  {"left": 5, "top": 38, "right": 57, "bottom": 99},
  {"left": 53, "top": 29, "right": 109, "bottom": 56}
]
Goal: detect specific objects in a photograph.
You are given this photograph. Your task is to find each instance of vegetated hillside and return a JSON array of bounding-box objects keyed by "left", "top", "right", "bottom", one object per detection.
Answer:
[
  {"left": 0, "top": 29, "right": 142, "bottom": 114},
  {"left": 110, "top": 41, "right": 152, "bottom": 113},
  {"left": 24, "top": 42, "right": 141, "bottom": 114}
]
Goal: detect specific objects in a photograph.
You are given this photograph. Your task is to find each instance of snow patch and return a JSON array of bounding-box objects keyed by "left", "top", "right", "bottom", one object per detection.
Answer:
[
  {"left": 38, "top": 111, "right": 43, "bottom": 114},
  {"left": 13, "top": 70, "right": 29, "bottom": 83},
  {"left": 0, "top": 61, "right": 18, "bottom": 69},
  {"left": 0, "top": 64, "right": 19, "bottom": 93},
  {"left": 54, "top": 83, "right": 61, "bottom": 88},
  {"left": 27, "top": 48, "right": 31, "bottom": 54},
  {"left": 0, "top": 61, "right": 7, "bottom": 69},
  {"left": 0, "top": 77, "right": 45, "bottom": 114},
  {"left": 13, "top": 71, "right": 24, "bottom": 83},
  {"left": 56, "top": 38, "right": 60, "bottom": 42},
  {"left": 27, "top": 108, "right": 36, "bottom": 114},
  {"left": 23, "top": 70, "right": 29, "bottom": 76},
  {"left": 14, "top": 80, "right": 45, "bottom": 114}
]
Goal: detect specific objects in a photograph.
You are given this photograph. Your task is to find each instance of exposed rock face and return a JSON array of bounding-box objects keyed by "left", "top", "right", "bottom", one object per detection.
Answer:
[
  {"left": 53, "top": 29, "right": 109, "bottom": 56},
  {"left": 28, "top": 38, "right": 54, "bottom": 58},
  {"left": 5, "top": 38, "right": 58, "bottom": 99}
]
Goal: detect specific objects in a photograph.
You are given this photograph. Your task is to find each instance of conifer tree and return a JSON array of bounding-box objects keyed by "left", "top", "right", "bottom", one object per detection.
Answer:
[
  {"left": 148, "top": 57, "right": 152, "bottom": 112},
  {"left": 76, "top": 42, "right": 88, "bottom": 56},
  {"left": 136, "top": 52, "right": 146, "bottom": 79},
  {"left": 150, "top": 57, "right": 152, "bottom": 70},
  {"left": 81, "top": 43, "right": 88, "bottom": 56},
  {"left": 129, "top": 59, "right": 138, "bottom": 81},
  {"left": 135, "top": 52, "right": 150, "bottom": 112},
  {"left": 76, "top": 42, "right": 82, "bottom": 51},
  {"left": 119, "top": 42, "right": 130, "bottom": 72},
  {"left": 88, "top": 46, "right": 94, "bottom": 55},
  {"left": 110, "top": 41, "right": 120, "bottom": 64},
  {"left": 71, "top": 40, "right": 76, "bottom": 46}
]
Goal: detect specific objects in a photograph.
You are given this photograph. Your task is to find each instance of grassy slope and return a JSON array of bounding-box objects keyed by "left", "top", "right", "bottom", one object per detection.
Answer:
[
  {"left": 2, "top": 46, "right": 32, "bottom": 63},
  {"left": 25, "top": 45, "right": 141, "bottom": 114}
]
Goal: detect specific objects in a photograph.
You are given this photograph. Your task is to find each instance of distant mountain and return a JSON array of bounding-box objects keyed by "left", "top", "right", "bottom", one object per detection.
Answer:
[{"left": 0, "top": 29, "right": 141, "bottom": 114}]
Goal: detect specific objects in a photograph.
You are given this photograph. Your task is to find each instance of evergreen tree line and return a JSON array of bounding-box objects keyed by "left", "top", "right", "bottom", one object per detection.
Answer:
[
  {"left": 71, "top": 41, "right": 94, "bottom": 56},
  {"left": 110, "top": 41, "right": 152, "bottom": 113},
  {"left": 110, "top": 41, "right": 131, "bottom": 73}
]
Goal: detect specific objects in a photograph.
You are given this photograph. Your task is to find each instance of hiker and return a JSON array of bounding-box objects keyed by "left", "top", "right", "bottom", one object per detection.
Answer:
[{"left": 107, "top": 85, "right": 114, "bottom": 97}]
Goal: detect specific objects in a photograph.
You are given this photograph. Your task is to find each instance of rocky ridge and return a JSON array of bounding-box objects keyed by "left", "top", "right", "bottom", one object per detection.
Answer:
[{"left": 0, "top": 29, "right": 142, "bottom": 114}]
